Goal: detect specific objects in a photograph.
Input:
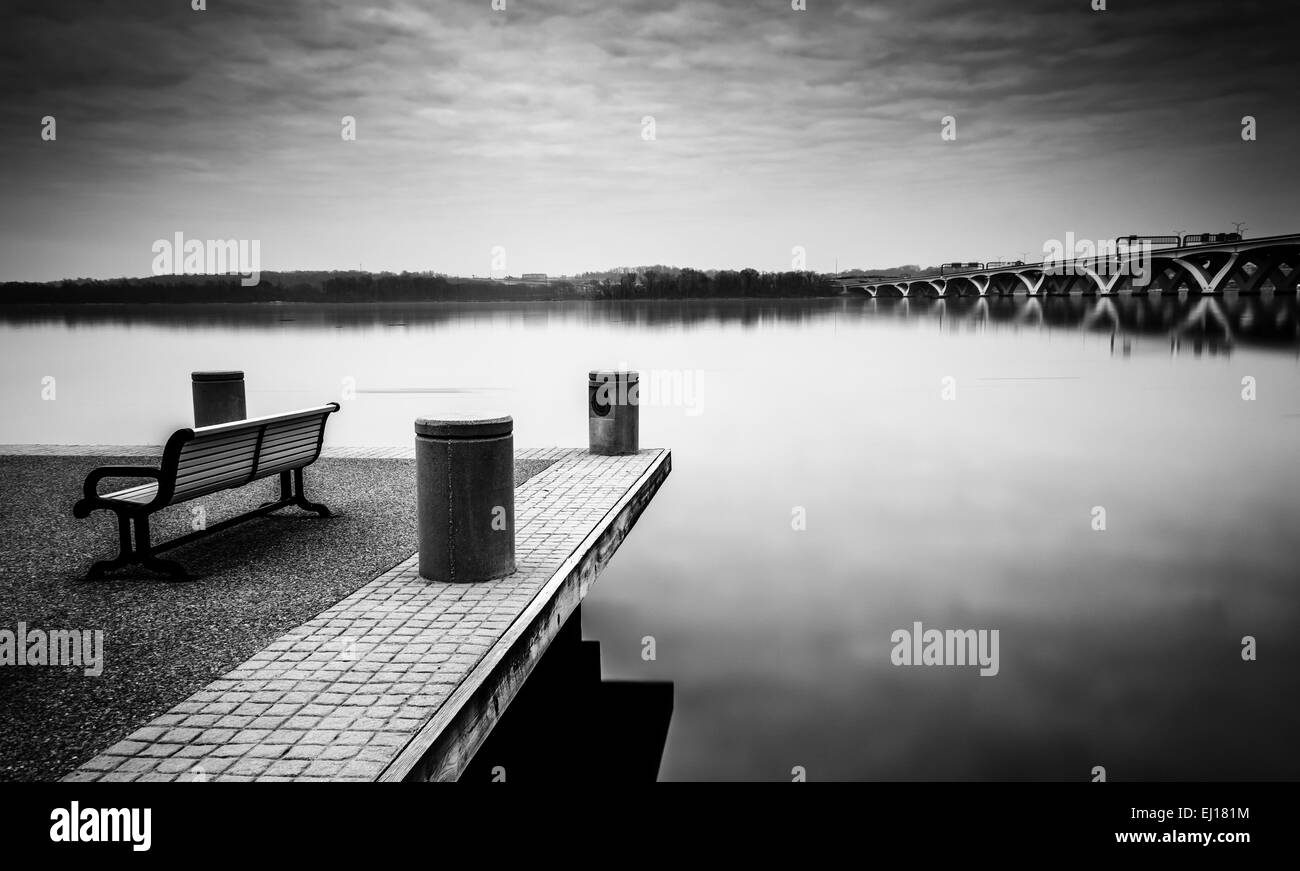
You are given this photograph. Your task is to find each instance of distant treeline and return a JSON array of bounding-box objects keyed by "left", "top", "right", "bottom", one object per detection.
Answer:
[
  {"left": 0, "top": 273, "right": 567, "bottom": 305},
  {"left": 0, "top": 268, "right": 840, "bottom": 305},
  {"left": 592, "top": 268, "right": 836, "bottom": 299},
  {"left": 837, "top": 265, "right": 928, "bottom": 278}
]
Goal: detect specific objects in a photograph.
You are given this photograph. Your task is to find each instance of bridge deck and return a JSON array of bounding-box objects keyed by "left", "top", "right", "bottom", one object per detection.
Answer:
[{"left": 836, "top": 232, "right": 1300, "bottom": 285}]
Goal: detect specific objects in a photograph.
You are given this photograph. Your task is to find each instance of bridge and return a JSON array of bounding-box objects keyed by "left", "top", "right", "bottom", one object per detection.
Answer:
[
  {"left": 837, "top": 233, "right": 1300, "bottom": 299},
  {"left": 839, "top": 292, "right": 1299, "bottom": 352}
]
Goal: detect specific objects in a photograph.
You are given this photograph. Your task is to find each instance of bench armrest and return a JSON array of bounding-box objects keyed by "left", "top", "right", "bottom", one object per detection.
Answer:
[{"left": 77, "top": 466, "right": 164, "bottom": 509}]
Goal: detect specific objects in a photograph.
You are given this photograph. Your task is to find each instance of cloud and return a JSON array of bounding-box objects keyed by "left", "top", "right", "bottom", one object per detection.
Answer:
[{"left": 0, "top": 0, "right": 1296, "bottom": 279}]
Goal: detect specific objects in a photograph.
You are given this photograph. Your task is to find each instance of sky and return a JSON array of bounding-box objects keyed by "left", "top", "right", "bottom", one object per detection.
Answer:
[{"left": 1, "top": 0, "right": 1297, "bottom": 281}]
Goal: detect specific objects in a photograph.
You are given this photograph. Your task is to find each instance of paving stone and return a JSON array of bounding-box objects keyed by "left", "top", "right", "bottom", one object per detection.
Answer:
[{"left": 64, "top": 449, "right": 663, "bottom": 781}]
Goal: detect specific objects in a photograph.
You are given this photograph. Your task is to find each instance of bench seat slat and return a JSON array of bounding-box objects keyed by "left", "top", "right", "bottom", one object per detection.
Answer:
[{"left": 100, "top": 482, "right": 160, "bottom": 504}]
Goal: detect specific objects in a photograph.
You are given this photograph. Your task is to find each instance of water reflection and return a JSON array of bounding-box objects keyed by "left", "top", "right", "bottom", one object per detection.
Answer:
[
  {"left": 461, "top": 608, "right": 673, "bottom": 782},
  {"left": 2, "top": 292, "right": 1297, "bottom": 352},
  {"left": 879, "top": 293, "right": 1299, "bottom": 354},
  {"left": 2, "top": 294, "right": 1297, "bottom": 781}
]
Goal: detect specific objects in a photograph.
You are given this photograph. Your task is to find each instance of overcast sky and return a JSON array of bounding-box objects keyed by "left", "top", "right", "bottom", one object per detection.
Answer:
[{"left": 1, "top": 0, "right": 1297, "bottom": 281}]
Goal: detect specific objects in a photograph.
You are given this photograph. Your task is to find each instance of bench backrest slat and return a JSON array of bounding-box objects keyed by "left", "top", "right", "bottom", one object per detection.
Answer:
[
  {"left": 171, "top": 430, "right": 260, "bottom": 501},
  {"left": 163, "top": 404, "right": 337, "bottom": 503},
  {"left": 256, "top": 415, "right": 329, "bottom": 476}
]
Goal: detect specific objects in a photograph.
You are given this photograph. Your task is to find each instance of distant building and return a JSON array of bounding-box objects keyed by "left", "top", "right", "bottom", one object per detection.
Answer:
[{"left": 522, "top": 273, "right": 549, "bottom": 283}]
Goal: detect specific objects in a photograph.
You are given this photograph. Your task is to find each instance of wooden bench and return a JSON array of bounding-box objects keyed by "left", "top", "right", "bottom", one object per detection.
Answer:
[{"left": 73, "top": 403, "right": 340, "bottom": 580}]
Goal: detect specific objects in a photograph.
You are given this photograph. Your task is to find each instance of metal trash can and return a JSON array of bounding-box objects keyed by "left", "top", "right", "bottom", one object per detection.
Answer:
[
  {"left": 415, "top": 413, "right": 515, "bottom": 583},
  {"left": 589, "top": 370, "right": 639, "bottom": 455},
  {"left": 192, "top": 371, "right": 247, "bottom": 427}
]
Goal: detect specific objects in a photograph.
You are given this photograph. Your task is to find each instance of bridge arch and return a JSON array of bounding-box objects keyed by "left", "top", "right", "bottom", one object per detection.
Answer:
[
  {"left": 1147, "top": 255, "right": 1232, "bottom": 294},
  {"left": 1075, "top": 265, "right": 1125, "bottom": 295},
  {"left": 1169, "top": 251, "right": 1238, "bottom": 294},
  {"left": 904, "top": 280, "right": 944, "bottom": 299},
  {"left": 1217, "top": 245, "right": 1298, "bottom": 294},
  {"left": 985, "top": 271, "right": 1041, "bottom": 296},
  {"left": 944, "top": 276, "right": 979, "bottom": 297},
  {"left": 1013, "top": 270, "right": 1045, "bottom": 295}
]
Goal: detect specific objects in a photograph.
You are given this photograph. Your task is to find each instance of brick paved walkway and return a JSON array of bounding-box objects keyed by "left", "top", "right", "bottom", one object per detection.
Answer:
[{"left": 58, "top": 447, "right": 668, "bottom": 781}]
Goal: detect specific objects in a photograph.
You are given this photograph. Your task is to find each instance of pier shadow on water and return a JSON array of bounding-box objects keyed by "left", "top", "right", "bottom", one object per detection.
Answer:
[{"left": 461, "top": 607, "right": 674, "bottom": 783}]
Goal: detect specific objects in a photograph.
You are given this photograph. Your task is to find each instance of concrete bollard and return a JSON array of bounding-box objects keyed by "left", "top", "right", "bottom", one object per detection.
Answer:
[
  {"left": 192, "top": 371, "right": 247, "bottom": 427},
  {"left": 589, "top": 370, "right": 639, "bottom": 455},
  {"left": 415, "top": 414, "right": 515, "bottom": 583}
]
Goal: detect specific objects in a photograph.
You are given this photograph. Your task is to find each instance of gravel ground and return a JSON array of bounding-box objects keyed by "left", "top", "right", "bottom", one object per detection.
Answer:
[{"left": 0, "top": 454, "right": 556, "bottom": 782}]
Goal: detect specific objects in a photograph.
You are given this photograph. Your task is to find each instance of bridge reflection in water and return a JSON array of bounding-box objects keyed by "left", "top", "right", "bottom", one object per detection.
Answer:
[
  {"left": 2, "top": 293, "right": 1294, "bottom": 356},
  {"left": 855, "top": 292, "right": 1300, "bottom": 356}
]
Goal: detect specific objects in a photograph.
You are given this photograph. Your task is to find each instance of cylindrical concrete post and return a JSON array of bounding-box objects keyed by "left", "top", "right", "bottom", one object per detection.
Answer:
[
  {"left": 192, "top": 371, "right": 247, "bottom": 427},
  {"left": 416, "top": 414, "right": 515, "bottom": 583},
  {"left": 589, "top": 370, "right": 639, "bottom": 455}
]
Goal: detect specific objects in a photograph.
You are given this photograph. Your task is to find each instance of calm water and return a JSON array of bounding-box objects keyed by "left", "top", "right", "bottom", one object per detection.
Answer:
[{"left": 3, "top": 295, "right": 1298, "bottom": 780}]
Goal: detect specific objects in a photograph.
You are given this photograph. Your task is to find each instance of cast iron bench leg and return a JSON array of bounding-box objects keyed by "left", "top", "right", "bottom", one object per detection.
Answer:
[
  {"left": 291, "top": 467, "right": 331, "bottom": 517},
  {"left": 86, "top": 512, "right": 135, "bottom": 579},
  {"left": 133, "top": 515, "right": 189, "bottom": 580},
  {"left": 258, "top": 470, "right": 295, "bottom": 510}
]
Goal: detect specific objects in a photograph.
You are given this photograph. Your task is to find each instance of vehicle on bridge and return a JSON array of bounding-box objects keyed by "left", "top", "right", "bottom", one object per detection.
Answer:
[
  {"left": 1119, "top": 234, "right": 1181, "bottom": 247},
  {"left": 1182, "top": 232, "right": 1243, "bottom": 246},
  {"left": 940, "top": 262, "right": 984, "bottom": 275}
]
